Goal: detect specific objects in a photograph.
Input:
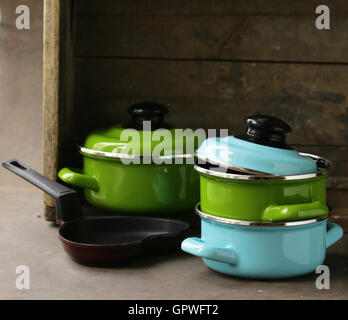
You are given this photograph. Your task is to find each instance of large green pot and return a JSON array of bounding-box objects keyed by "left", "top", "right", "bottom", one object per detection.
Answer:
[
  {"left": 58, "top": 154, "right": 199, "bottom": 213},
  {"left": 58, "top": 101, "right": 201, "bottom": 213},
  {"left": 195, "top": 154, "right": 331, "bottom": 222}
]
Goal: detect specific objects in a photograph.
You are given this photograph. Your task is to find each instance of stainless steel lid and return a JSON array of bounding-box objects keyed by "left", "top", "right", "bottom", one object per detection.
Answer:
[
  {"left": 79, "top": 145, "right": 194, "bottom": 162},
  {"left": 195, "top": 203, "right": 328, "bottom": 227}
]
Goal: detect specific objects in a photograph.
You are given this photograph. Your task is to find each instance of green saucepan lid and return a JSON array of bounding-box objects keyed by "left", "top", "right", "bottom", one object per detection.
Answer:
[{"left": 82, "top": 101, "right": 201, "bottom": 160}]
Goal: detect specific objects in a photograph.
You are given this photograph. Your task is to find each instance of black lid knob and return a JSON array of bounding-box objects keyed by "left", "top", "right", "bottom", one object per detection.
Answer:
[
  {"left": 124, "top": 101, "right": 171, "bottom": 130},
  {"left": 236, "top": 114, "right": 292, "bottom": 149}
]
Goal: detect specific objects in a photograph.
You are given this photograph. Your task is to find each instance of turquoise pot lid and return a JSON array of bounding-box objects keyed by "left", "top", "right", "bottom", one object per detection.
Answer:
[{"left": 196, "top": 115, "right": 317, "bottom": 176}]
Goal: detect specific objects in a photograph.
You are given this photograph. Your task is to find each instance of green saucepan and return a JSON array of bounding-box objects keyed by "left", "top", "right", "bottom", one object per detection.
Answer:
[
  {"left": 58, "top": 102, "right": 201, "bottom": 214},
  {"left": 195, "top": 153, "right": 331, "bottom": 222}
]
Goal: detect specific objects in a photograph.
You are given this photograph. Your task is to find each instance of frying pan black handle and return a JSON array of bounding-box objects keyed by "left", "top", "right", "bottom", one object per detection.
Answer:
[
  {"left": 3, "top": 160, "right": 72, "bottom": 197},
  {"left": 2, "top": 159, "right": 81, "bottom": 222}
]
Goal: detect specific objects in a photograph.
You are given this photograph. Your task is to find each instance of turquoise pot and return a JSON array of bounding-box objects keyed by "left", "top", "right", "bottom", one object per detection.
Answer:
[{"left": 181, "top": 206, "right": 343, "bottom": 279}]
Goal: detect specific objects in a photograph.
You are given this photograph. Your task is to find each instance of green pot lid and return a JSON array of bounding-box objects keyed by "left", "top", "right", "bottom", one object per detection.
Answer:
[{"left": 83, "top": 101, "right": 199, "bottom": 157}]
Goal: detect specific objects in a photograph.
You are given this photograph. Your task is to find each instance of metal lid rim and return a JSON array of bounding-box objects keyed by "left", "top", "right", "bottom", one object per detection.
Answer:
[{"left": 78, "top": 145, "right": 195, "bottom": 161}]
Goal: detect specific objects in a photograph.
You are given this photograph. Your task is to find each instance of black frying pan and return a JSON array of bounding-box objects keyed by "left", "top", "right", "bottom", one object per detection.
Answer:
[{"left": 3, "top": 160, "right": 189, "bottom": 267}]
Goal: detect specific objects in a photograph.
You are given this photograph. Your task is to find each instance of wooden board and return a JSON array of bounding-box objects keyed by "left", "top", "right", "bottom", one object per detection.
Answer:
[
  {"left": 327, "top": 189, "right": 348, "bottom": 232},
  {"left": 75, "top": 14, "right": 348, "bottom": 63},
  {"left": 74, "top": 58, "right": 348, "bottom": 145},
  {"left": 296, "top": 146, "right": 348, "bottom": 182},
  {"left": 74, "top": 0, "right": 348, "bottom": 16},
  {"left": 43, "top": 0, "right": 75, "bottom": 221},
  {"left": 43, "top": 0, "right": 60, "bottom": 219}
]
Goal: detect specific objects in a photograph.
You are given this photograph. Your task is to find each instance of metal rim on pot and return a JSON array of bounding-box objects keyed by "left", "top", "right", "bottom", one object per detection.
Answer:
[
  {"left": 196, "top": 153, "right": 276, "bottom": 176},
  {"left": 195, "top": 203, "right": 328, "bottom": 227},
  {"left": 78, "top": 145, "right": 195, "bottom": 161},
  {"left": 194, "top": 153, "right": 330, "bottom": 181}
]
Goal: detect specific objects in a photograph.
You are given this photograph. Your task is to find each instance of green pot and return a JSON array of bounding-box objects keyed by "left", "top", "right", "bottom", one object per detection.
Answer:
[
  {"left": 195, "top": 154, "right": 330, "bottom": 222},
  {"left": 58, "top": 101, "right": 201, "bottom": 213},
  {"left": 58, "top": 156, "right": 199, "bottom": 213}
]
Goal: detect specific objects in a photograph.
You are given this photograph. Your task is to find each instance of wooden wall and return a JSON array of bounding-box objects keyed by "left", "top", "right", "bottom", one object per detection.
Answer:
[{"left": 45, "top": 0, "right": 348, "bottom": 229}]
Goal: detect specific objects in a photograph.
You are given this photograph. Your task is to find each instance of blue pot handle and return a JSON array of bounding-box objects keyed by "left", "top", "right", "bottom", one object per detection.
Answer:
[
  {"left": 326, "top": 222, "right": 343, "bottom": 248},
  {"left": 181, "top": 237, "right": 237, "bottom": 265}
]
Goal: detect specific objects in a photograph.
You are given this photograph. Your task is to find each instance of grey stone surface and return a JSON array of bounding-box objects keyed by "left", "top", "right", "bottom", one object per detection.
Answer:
[
  {"left": 0, "top": 188, "right": 347, "bottom": 300},
  {"left": 0, "top": 0, "right": 43, "bottom": 188}
]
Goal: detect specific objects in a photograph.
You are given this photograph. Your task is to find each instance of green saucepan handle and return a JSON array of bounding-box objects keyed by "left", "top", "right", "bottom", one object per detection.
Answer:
[
  {"left": 58, "top": 168, "right": 99, "bottom": 191},
  {"left": 262, "top": 201, "right": 329, "bottom": 222}
]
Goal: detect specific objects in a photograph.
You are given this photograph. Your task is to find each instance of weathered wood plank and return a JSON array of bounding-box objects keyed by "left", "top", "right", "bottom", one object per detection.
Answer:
[
  {"left": 327, "top": 189, "right": 348, "bottom": 232},
  {"left": 75, "top": 0, "right": 348, "bottom": 16},
  {"left": 43, "top": 0, "right": 61, "bottom": 220},
  {"left": 75, "top": 15, "right": 348, "bottom": 63},
  {"left": 43, "top": 0, "right": 76, "bottom": 221},
  {"left": 295, "top": 145, "right": 348, "bottom": 186},
  {"left": 74, "top": 58, "right": 348, "bottom": 145},
  {"left": 328, "top": 190, "right": 348, "bottom": 207}
]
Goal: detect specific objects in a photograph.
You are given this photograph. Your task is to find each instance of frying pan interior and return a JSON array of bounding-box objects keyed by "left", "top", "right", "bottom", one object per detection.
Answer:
[
  {"left": 59, "top": 216, "right": 188, "bottom": 246},
  {"left": 58, "top": 216, "right": 189, "bottom": 267}
]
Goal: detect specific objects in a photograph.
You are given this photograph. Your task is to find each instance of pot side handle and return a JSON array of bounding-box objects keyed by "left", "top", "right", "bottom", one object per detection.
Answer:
[
  {"left": 181, "top": 237, "right": 237, "bottom": 265},
  {"left": 262, "top": 201, "right": 328, "bottom": 222},
  {"left": 326, "top": 222, "right": 343, "bottom": 248},
  {"left": 58, "top": 168, "right": 99, "bottom": 191}
]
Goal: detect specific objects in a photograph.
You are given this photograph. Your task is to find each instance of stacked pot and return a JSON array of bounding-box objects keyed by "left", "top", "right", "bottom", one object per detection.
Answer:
[{"left": 182, "top": 115, "right": 343, "bottom": 279}]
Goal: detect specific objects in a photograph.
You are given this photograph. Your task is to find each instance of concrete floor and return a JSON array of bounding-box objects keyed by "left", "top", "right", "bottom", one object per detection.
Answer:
[{"left": 0, "top": 188, "right": 347, "bottom": 300}]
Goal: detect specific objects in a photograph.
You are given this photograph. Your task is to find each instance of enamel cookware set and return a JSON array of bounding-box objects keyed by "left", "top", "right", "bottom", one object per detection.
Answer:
[
  {"left": 3, "top": 103, "right": 343, "bottom": 278},
  {"left": 182, "top": 115, "right": 343, "bottom": 279}
]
